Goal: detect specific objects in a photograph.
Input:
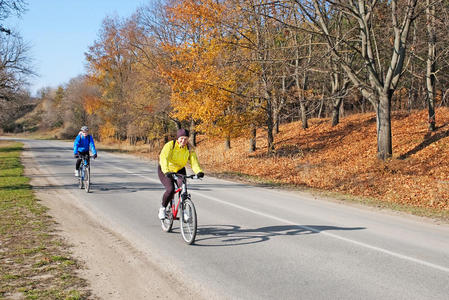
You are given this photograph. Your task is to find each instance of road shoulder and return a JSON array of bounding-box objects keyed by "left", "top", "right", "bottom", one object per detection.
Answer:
[{"left": 22, "top": 144, "right": 200, "bottom": 299}]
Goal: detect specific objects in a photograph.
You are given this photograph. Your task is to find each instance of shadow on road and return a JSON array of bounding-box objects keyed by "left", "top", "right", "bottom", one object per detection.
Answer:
[
  {"left": 28, "top": 181, "right": 164, "bottom": 193},
  {"left": 23, "top": 146, "right": 73, "bottom": 152},
  {"left": 195, "top": 224, "right": 365, "bottom": 247}
]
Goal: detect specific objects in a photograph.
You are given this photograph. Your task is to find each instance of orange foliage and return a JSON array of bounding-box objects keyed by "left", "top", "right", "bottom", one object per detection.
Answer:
[
  {"left": 163, "top": 0, "right": 259, "bottom": 138},
  {"left": 167, "top": 0, "right": 224, "bottom": 29},
  {"left": 194, "top": 107, "right": 449, "bottom": 211},
  {"left": 83, "top": 95, "right": 102, "bottom": 115},
  {"left": 99, "top": 122, "right": 116, "bottom": 141}
]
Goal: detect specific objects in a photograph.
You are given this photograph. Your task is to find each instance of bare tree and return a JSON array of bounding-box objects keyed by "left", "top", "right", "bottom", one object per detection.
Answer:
[
  {"left": 294, "top": 0, "right": 419, "bottom": 160},
  {"left": 0, "top": 2, "right": 34, "bottom": 129},
  {"left": 0, "top": 0, "right": 26, "bottom": 35},
  {"left": 0, "top": 89, "right": 32, "bottom": 132},
  {"left": 60, "top": 76, "right": 101, "bottom": 138},
  {"left": 0, "top": 29, "right": 34, "bottom": 99}
]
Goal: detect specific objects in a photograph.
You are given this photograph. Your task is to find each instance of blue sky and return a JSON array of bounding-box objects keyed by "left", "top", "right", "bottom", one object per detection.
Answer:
[{"left": 8, "top": 0, "right": 147, "bottom": 96}]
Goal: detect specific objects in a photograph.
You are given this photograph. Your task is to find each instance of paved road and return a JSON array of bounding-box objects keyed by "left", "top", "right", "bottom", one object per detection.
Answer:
[{"left": 11, "top": 138, "right": 449, "bottom": 299}]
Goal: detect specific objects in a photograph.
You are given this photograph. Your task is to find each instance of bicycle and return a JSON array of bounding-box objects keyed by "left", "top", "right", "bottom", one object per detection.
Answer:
[
  {"left": 160, "top": 174, "right": 200, "bottom": 245},
  {"left": 77, "top": 153, "right": 91, "bottom": 193}
]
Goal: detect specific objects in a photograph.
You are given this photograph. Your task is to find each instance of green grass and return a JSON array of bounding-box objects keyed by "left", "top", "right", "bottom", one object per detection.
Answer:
[{"left": 0, "top": 141, "right": 91, "bottom": 299}]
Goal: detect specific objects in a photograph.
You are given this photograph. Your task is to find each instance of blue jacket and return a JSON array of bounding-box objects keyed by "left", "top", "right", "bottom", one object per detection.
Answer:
[{"left": 73, "top": 133, "right": 97, "bottom": 155}]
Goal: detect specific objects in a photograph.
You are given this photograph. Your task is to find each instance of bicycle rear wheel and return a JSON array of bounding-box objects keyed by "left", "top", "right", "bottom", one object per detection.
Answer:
[
  {"left": 84, "top": 166, "right": 90, "bottom": 193},
  {"left": 160, "top": 206, "right": 173, "bottom": 232},
  {"left": 180, "top": 198, "right": 197, "bottom": 245}
]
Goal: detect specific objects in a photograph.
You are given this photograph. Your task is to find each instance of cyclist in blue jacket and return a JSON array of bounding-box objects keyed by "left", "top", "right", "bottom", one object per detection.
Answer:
[{"left": 73, "top": 126, "right": 97, "bottom": 177}]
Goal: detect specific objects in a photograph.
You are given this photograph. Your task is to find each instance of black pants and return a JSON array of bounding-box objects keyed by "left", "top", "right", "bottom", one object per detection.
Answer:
[
  {"left": 75, "top": 151, "right": 90, "bottom": 170},
  {"left": 157, "top": 165, "right": 186, "bottom": 207}
]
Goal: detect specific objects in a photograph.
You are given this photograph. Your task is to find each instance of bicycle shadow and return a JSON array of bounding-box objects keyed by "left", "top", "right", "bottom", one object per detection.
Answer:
[
  {"left": 194, "top": 224, "right": 365, "bottom": 247},
  {"left": 28, "top": 181, "right": 163, "bottom": 193}
]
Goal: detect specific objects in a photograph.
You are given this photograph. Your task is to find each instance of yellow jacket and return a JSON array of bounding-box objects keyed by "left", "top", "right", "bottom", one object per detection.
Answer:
[{"left": 159, "top": 140, "right": 203, "bottom": 174}]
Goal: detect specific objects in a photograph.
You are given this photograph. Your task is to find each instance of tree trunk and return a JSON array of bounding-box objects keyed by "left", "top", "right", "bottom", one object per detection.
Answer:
[
  {"left": 225, "top": 137, "right": 231, "bottom": 150},
  {"left": 173, "top": 119, "right": 181, "bottom": 129},
  {"left": 266, "top": 97, "right": 274, "bottom": 153},
  {"left": 296, "top": 76, "right": 308, "bottom": 129},
  {"left": 191, "top": 131, "right": 197, "bottom": 146},
  {"left": 293, "top": 33, "right": 311, "bottom": 130},
  {"left": 262, "top": 78, "right": 275, "bottom": 154},
  {"left": 426, "top": 0, "right": 436, "bottom": 131},
  {"left": 331, "top": 98, "right": 343, "bottom": 127},
  {"left": 376, "top": 92, "right": 392, "bottom": 160},
  {"left": 249, "top": 126, "right": 257, "bottom": 152},
  {"left": 274, "top": 112, "right": 280, "bottom": 134},
  {"left": 299, "top": 98, "right": 308, "bottom": 129},
  {"left": 190, "top": 119, "right": 197, "bottom": 146},
  {"left": 318, "top": 92, "right": 324, "bottom": 118}
]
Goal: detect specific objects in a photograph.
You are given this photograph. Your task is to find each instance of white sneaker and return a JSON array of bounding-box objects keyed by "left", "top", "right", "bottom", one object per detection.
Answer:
[
  {"left": 74, "top": 169, "right": 79, "bottom": 177},
  {"left": 158, "top": 207, "right": 166, "bottom": 220}
]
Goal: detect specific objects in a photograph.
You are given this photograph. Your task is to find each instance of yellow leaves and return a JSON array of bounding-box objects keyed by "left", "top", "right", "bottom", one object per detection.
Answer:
[
  {"left": 99, "top": 122, "right": 116, "bottom": 141},
  {"left": 164, "top": 26, "right": 255, "bottom": 138},
  {"left": 167, "top": 0, "right": 225, "bottom": 30},
  {"left": 83, "top": 96, "right": 102, "bottom": 115}
]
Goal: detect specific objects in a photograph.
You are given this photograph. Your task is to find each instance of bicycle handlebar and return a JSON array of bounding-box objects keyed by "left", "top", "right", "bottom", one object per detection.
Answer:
[
  {"left": 172, "top": 174, "right": 201, "bottom": 180},
  {"left": 76, "top": 153, "right": 96, "bottom": 159}
]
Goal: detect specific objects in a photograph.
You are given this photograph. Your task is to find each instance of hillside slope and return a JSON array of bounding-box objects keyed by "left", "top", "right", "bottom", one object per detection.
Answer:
[{"left": 195, "top": 107, "right": 449, "bottom": 216}]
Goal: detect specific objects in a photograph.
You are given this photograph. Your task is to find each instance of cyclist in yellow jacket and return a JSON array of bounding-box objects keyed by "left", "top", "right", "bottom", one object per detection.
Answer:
[{"left": 158, "top": 128, "right": 204, "bottom": 219}]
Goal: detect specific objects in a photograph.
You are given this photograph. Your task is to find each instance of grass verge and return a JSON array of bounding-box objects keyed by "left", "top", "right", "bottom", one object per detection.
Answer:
[{"left": 0, "top": 141, "right": 92, "bottom": 299}]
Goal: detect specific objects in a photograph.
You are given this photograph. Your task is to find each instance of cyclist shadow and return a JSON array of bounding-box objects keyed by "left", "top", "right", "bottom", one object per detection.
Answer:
[{"left": 194, "top": 224, "right": 365, "bottom": 247}]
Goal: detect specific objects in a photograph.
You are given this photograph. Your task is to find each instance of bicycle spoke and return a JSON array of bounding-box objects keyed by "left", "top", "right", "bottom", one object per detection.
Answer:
[
  {"left": 180, "top": 198, "right": 197, "bottom": 244},
  {"left": 84, "top": 166, "right": 90, "bottom": 193}
]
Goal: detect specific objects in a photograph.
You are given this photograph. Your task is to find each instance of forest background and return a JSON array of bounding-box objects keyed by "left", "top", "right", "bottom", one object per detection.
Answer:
[{"left": 1, "top": 0, "right": 449, "bottom": 220}]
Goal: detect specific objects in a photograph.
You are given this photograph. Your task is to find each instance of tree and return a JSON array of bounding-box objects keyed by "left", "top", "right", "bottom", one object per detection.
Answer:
[
  {"left": 156, "top": 0, "right": 262, "bottom": 147},
  {"left": 0, "top": 27, "right": 33, "bottom": 100},
  {"left": 59, "top": 76, "right": 101, "bottom": 139},
  {"left": 85, "top": 16, "right": 139, "bottom": 141},
  {"left": 294, "top": 0, "right": 419, "bottom": 160},
  {"left": 0, "top": 0, "right": 26, "bottom": 35}
]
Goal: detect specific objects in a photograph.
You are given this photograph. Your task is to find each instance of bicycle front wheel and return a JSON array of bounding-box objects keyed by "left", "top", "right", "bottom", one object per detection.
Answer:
[
  {"left": 78, "top": 167, "right": 83, "bottom": 189},
  {"left": 161, "top": 206, "right": 173, "bottom": 232},
  {"left": 84, "top": 166, "right": 90, "bottom": 193},
  {"left": 180, "top": 198, "right": 197, "bottom": 245}
]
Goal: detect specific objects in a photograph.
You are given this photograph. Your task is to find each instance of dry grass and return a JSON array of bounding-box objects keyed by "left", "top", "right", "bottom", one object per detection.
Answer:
[{"left": 0, "top": 141, "right": 92, "bottom": 299}]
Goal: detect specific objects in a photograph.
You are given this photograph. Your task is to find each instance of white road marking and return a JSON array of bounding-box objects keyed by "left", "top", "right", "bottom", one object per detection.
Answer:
[{"left": 112, "top": 164, "right": 449, "bottom": 274}]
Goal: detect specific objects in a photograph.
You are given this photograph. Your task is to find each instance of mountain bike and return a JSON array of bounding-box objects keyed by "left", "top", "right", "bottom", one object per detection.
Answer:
[
  {"left": 78, "top": 153, "right": 91, "bottom": 193},
  {"left": 160, "top": 174, "right": 200, "bottom": 245}
]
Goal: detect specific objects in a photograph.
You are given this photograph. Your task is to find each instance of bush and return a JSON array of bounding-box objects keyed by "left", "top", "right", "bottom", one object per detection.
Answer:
[{"left": 58, "top": 125, "right": 79, "bottom": 139}]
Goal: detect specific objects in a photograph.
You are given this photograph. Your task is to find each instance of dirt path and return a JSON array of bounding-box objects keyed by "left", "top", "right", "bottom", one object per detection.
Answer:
[{"left": 21, "top": 145, "right": 201, "bottom": 299}]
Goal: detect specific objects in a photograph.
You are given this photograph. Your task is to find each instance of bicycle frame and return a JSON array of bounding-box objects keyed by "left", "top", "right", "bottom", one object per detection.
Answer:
[
  {"left": 79, "top": 154, "right": 90, "bottom": 180},
  {"left": 170, "top": 174, "right": 189, "bottom": 219}
]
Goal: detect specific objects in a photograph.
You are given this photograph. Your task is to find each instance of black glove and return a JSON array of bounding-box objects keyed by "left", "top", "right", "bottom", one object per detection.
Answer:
[
  {"left": 165, "top": 172, "right": 175, "bottom": 178},
  {"left": 197, "top": 172, "right": 204, "bottom": 178},
  {"left": 74, "top": 154, "right": 79, "bottom": 158},
  {"left": 93, "top": 153, "right": 97, "bottom": 159}
]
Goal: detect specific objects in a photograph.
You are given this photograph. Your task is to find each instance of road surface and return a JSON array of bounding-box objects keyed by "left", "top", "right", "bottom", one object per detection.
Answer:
[{"left": 10, "top": 138, "right": 449, "bottom": 299}]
